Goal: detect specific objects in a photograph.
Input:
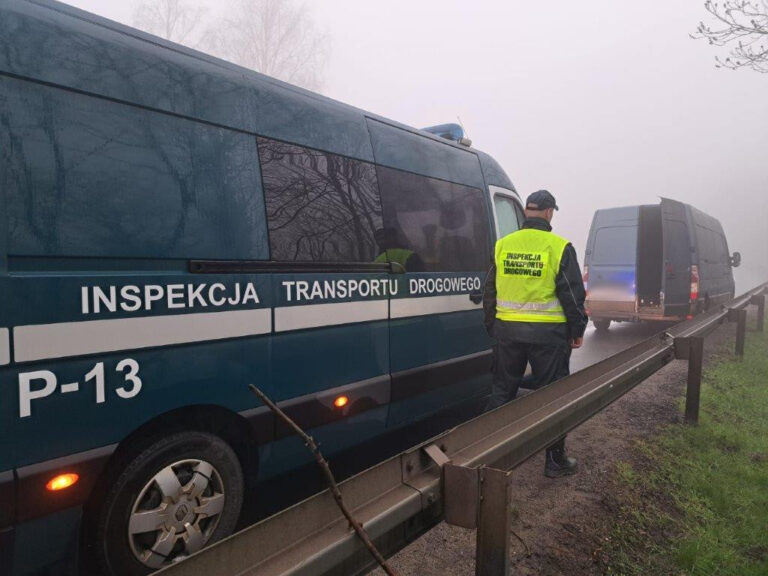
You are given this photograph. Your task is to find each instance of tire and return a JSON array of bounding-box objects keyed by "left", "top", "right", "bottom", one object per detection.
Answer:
[
  {"left": 594, "top": 319, "right": 611, "bottom": 332},
  {"left": 91, "top": 431, "right": 243, "bottom": 576}
]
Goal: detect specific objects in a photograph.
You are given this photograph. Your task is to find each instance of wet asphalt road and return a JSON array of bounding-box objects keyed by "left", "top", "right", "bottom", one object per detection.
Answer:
[{"left": 570, "top": 320, "right": 672, "bottom": 372}]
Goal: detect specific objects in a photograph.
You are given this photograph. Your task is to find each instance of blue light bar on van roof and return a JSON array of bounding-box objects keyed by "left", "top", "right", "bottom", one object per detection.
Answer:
[{"left": 421, "top": 123, "right": 472, "bottom": 147}]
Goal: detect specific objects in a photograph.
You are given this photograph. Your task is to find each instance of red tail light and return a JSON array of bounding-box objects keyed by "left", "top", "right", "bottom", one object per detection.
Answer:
[{"left": 690, "top": 265, "right": 699, "bottom": 302}]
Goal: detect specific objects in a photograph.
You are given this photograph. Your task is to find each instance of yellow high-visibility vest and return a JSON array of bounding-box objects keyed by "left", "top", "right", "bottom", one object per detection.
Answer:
[
  {"left": 495, "top": 228, "right": 569, "bottom": 323},
  {"left": 375, "top": 249, "right": 414, "bottom": 268}
]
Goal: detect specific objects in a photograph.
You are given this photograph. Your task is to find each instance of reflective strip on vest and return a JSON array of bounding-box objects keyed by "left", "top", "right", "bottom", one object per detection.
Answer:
[
  {"left": 495, "top": 228, "right": 569, "bottom": 323},
  {"left": 497, "top": 299, "right": 563, "bottom": 312}
]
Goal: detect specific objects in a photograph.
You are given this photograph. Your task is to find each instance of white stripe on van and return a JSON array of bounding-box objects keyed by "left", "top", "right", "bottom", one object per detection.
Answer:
[
  {"left": 13, "top": 309, "right": 272, "bottom": 363},
  {"left": 275, "top": 300, "right": 388, "bottom": 333},
  {"left": 391, "top": 294, "right": 480, "bottom": 319},
  {"left": 0, "top": 328, "right": 9, "bottom": 366}
]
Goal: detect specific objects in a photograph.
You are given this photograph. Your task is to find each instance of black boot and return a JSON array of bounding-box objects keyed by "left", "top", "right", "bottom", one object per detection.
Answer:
[{"left": 544, "top": 439, "right": 578, "bottom": 478}]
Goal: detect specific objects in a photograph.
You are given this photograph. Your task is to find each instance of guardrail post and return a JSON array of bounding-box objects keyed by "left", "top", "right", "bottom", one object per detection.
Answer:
[
  {"left": 684, "top": 336, "right": 704, "bottom": 425},
  {"left": 475, "top": 467, "right": 511, "bottom": 576},
  {"left": 751, "top": 294, "right": 765, "bottom": 333},
  {"left": 444, "top": 463, "right": 478, "bottom": 529},
  {"left": 734, "top": 308, "right": 747, "bottom": 358}
]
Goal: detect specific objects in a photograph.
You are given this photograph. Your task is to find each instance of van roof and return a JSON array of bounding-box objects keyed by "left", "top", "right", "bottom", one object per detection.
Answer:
[{"left": 0, "top": 0, "right": 516, "bottom": 192}]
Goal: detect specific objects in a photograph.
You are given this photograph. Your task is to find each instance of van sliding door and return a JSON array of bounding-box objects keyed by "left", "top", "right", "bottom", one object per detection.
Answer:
[
  {"left": 660, "top": 198, "right": 693, "bottom": 317},
  {"left": 257, "top": 137, "right": 391, "bottom": 477},
  {"left": 366, "top": 118, "right": 493, "bottom": 428},
  {"left": 376, "top": 166, "right": 492, "bottom": 428}
]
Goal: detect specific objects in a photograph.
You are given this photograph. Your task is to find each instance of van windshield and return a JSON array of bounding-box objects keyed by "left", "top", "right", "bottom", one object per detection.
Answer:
[{"left": 592, "top": 226, "right": 637, "bottom": 265}]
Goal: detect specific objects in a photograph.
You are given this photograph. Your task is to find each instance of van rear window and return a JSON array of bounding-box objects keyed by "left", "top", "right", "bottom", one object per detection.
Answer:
[
  {"left": 376, "top": 166, "right": 491, "bottom": 271},
  {"left": 592, "top": 226, "right": 638, "bottom": 265},
  {"left": 258, "top": 137, "right": 383, "bottom": 262}
]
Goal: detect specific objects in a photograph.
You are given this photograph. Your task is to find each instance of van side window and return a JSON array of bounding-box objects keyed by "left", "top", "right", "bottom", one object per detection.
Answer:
[
  {"left": 695, "top": 225, "right": 714, "bottom": 262},
  {"left": 493, "top": 195, "right": 522, "bottom": 237},
  {"left": 258, "top": 137, "right": 382, "bottom": 262},
  {"left": 694, "top": 225, "right": 725, "bottom": 273},
  {"left": 376, "top": 166, "right": 491, "bottom": 271},
  {"left": 2, "top": 79, "right": 269, "bottom": 260},
  {"left": 717, "top": 234, "right": 730, "bottom": 264}
]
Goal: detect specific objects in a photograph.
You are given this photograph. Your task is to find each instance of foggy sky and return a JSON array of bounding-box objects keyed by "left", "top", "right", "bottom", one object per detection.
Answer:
[{"left": 61, "top": 0, "right": 768, "bottom": 290}]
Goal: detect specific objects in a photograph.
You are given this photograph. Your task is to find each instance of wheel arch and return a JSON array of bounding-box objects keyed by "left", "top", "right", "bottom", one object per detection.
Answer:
[
  {"left": 113, "top": 403, "right": 255, "bottom": 476},
  {"left": 79, "top": 404, "right": 260, "bottom": 567}
]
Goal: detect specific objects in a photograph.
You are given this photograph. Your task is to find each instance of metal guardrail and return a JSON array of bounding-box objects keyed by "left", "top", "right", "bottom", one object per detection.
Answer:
[{"left": 159, "top": 283, "right": 768, "bottom": 576}]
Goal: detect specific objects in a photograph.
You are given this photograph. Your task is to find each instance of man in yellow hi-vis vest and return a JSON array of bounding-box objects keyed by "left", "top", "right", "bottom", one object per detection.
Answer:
[{"left": 483, "top": 190, "right": 588, "bottom": 478}]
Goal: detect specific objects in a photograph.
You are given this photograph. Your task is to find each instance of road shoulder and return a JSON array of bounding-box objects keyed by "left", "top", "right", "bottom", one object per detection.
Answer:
[{"left": 373, "top": 315, "right": 745, "bottom": 575}]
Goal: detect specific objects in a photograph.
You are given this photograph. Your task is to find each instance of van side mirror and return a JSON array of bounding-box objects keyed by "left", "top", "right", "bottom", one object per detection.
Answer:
[{"left": 730, "top": 251, "right": 741, "bottom": 268}]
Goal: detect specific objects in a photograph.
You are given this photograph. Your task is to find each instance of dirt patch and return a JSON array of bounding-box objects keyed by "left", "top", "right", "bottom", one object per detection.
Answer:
[
  {"left": 745, "top": 546, "right": 768, "bottom": 562},
  {"left": 371, "top": 319, "right": 741, "bottom": 576}
]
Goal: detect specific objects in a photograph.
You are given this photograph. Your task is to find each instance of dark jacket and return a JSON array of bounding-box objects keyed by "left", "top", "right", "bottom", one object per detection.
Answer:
[{"left": 483, "top": 217, "right": 588, "bottom": 343}]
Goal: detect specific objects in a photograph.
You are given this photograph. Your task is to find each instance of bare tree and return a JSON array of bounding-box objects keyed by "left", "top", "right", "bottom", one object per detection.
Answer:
[
  {"left": 131, "top": 0, "right": 328, "bottom": 90},
  {"left": 205, "top": 0, "right": 329, "bottom": 90},
  {"left": 132, "top": 0, "right": 208, "bottom": 46},
  {"left": 693, "top": 0, "right": 768, "bottom": 72}
]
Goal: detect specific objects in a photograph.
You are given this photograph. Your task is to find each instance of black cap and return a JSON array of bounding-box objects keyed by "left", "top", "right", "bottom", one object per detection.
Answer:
[{"left": 526, "top": 189, "right": 559, "bottom": 211}]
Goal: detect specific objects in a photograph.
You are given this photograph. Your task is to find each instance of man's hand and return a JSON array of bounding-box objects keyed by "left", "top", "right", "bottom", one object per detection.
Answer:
[{"left": 570, "top": 337, "right": 583, "bottom": 349}]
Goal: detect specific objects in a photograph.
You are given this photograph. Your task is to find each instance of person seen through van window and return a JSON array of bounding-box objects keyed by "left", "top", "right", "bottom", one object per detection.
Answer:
[
  {"left": 374, "top": 227, "right": 425, "bottom": 272},
  {"left": 482, "top": 190, "right": 588, "bottom": 478}
]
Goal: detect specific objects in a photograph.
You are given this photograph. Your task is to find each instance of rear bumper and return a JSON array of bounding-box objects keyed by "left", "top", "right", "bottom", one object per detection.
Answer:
[
  {"left": 586, "top": 299, "right": 635, "bottom": 317},
  {"left": 588, "top": 298, "right": 689, "bottom": 323},
  {"left": 591, "top": 313, "right": 686, "bottom": 323}
]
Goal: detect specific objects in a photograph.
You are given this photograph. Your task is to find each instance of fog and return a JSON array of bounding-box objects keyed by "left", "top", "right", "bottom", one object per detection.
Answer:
[{"left": 62, "top": 0, "right": 768, "bottom": 291}]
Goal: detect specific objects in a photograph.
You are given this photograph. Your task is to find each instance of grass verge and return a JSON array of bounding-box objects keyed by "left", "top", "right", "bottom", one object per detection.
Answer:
[{"left": 603, "top": 319, "right": 768, "bottom": 575}]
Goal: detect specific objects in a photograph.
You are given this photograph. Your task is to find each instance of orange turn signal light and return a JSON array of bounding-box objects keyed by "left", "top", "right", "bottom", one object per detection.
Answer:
[
  {"left": 333, "top": 395, "right": 349, "bottom": 408},
  {"left": 46, "top": 473, "right": 79, "bottom": 492}
]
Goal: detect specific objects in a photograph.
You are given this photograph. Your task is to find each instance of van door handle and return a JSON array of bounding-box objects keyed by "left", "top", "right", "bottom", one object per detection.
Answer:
[{"left": 469, "top": 291, "right": 483, "bottom": 304}]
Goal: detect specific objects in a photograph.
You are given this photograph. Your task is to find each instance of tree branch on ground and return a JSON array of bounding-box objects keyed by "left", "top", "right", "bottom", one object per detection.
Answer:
[
  {"left": 248, "top": 385, "right": 399, "bottom": 576},
  {"left": 692, "top": 0, "right": 768, "bottom": 72}
]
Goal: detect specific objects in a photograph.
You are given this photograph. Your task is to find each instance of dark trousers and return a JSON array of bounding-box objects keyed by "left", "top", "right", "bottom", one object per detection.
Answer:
[
  {"left": 486, "top": 320, "right": 571, "bottom": 454},
  {"left": 487, "top": 338, "right": 571, "bottom": 410},
  {"left": 487, "top": 335, "right": 572, "bottom": 453}
]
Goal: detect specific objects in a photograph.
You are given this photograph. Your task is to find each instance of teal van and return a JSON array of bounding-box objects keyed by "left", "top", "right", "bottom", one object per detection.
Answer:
[{"left": 0, "top": 1, "right": 526, "bottom": 574}]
